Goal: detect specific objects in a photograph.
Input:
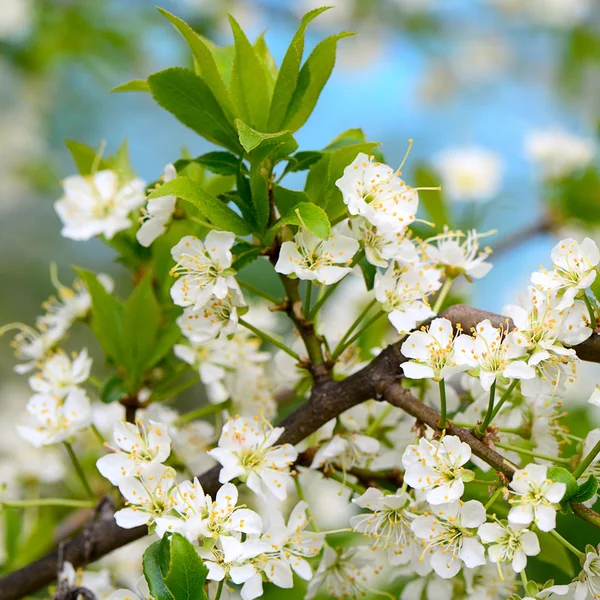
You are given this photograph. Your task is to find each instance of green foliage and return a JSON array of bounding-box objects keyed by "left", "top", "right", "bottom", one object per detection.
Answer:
[
  {"left": 571, "top": 475, "right": 599, "bottom": 504},
  {"left": 187, "top": 152, "right": 241, "bottom": 176},
  {"left": 547, "top": 467, "right": 579, "bottom": 502},
  {"left": 143, "top": 534, "right": 209, "bottom": 600},
  {"left": 553, "top": 167, "right": 600, "bottom": 225},
  {"left": 100, "top": 376, "right": 129, "bottom": 404},
  {"left": 414, "top": 163, "right": 450, "bottom": 230},
  {"left": 111, "top": 79, "right": 150, "bottom": 93},
  {"left": 266, "top": 203, "right": 331, "bottom": 242}
]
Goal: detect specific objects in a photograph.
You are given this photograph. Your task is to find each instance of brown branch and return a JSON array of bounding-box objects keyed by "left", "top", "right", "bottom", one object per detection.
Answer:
[
  {"left": 491, "top": 214, "right": 554, "bottom": 257},
  {"left": 2, "top": 304, "right": 600, "bottom": 600}
]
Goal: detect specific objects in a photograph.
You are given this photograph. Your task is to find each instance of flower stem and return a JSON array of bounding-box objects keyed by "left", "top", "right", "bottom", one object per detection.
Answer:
[
  {"left": 550, "top": 530, "right": 585, "bottom": 559},
  {"left": 470, "top": 479, "right": 501, "bottom": 488},
  {"left": 475, "top": 380, "right": 496, "bottom": 436},
  {"left": 484, "top": 487, "right": 505, "bottom": 511},
  {"left": 307, "top": 280, "right": 343, "bottom": 321},
  {"left": 573, "top": 437, "right": 600, "bottom": 480},
  {"left": 89, "top": 424, "right": 105, "bottom": 446},
  {"left": 238, "top": 280, "right": 281, "bottom": 305},
  {"left": 294, "top": 474, "right": 321, "bottom": 533},
  {"left": 151, "top": 374, "right": 200, "bottom": 403},
  {"left": 488, "top": 379, "right": 519, "bottom": 422},
  {"left": 214, "top": 580, "right": 224, "bottom": 600},
  {"left": 332, "top": 298, "right": 378, "bottom": 359},
  {"left": 63, "top": 442, "right": 95, "bottom": 500},
  {"left": 174, "top": 400, "right": 230, "bottom": 426},
  {"left": 366, "top": 404, "right": 393, "bottom": 436},
  {"left": 584, "top": 293, "right": 597, "bottom": 331},
  {"left": 2, "top": 498, "right": 96, "bottom": 509},
  {"left": 239, "top": 318, "right": 301, "bottom": 361},
  {"left": 494, "top": 442, "right": 571, "bottom": 464},
  {"left": 319, "top": 528, "right": 353, "bottom": 535},
  {"left": 520, "top": 569, "right": 528, "bottom": 591},
  {"left": 432, "top": 277, "right": 454, "bottom": 314},
  {"left": 331, "top": 310, "right": 385, "bottom": 361},
  {"left": 438, "top": 379, "right": 448, "bottom": 429}
]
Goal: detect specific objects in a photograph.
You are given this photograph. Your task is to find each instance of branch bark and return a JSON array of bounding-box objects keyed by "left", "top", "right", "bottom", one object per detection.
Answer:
[{"left": 1, "top": 304, "right": 599, "bottom": 600}]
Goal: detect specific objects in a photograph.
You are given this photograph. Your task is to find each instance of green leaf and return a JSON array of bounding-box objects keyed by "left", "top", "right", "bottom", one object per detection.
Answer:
[
  {"left": 111, "top": 79, "right": 150, "bottom": 93},
  {"left": 254, "top": 33, "right": 278, "bottom": 98},
  {"left": 147, "top": 68, "right": 242, "bottom": 154},
  {"left": 548, "top": 467, "right": 579, "bottom": 501},
  {"left": 232, "top": 241, "right": 261, "bottom": 271},
  {"left": 146, "top": 323, "right": 182, "bottom": 369},
  {"left": 415, "top": 164, "right": 448, "bottom": 230},
  {"left": 105, "top": 140, "right": 135, "bottom": 182},
  {"left": 324, "top": 128, "right": 366, "bottom": 151},
  {"left": 283, "top": 31, "right": 356, "bottom": 132},
  {"left": 65, "top": 140, "right": 106, "bottom": 175},
  {"left": 122, "top": 275, "right": 161, "bottom": 386},
  {"left": 273, "top": 186, "right": 311, "bottom": 215},
  {"left": 229, "top": 15, "right": 271, "bottom": 130},
  {"left": 100, "top": 376, "right": 129, "bottom": 404},
  {"left": 148, "top": 176, "right": 252, "bottom": 235},
  {"left": 74, "top": 268, "right": 123, "bottom": 362},
  {"left": 157, "top": 8, "right": 238, "bottom": 122},
  {"left": 266, "top": 202, "right": 331, "bottom": 242},
  {"left": 164, "top": 533, "right": 209, "bottom": 600},
  {"left": 143, "top": 537, "right": 173, "bottom": 600},
  {"left": 537, "top": 531, "right": 575, "bottom": 577},
  {"left": 235, "top": 119, "right": 292, "bottom": 154},
  {"left": 570, "top": 475, "right": 599, "bottom": 503},
  {"left": 282, "top": 150, "right": 323, "bottom": 176},
  {"left": 192, "top": 151, "right": 240, "bottom": 176},
  {"left": 358, "top": 256, "right": 377, "bottom": 291},
  {"left": 267, "top": 7, "right": 331, "bottom": 131}
]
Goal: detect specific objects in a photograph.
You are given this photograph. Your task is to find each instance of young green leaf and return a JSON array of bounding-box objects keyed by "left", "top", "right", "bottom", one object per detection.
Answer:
[
  {"left": 157, "top": 8, "right": 238, "bottom": 122},
  {"left": 254, "top": 33, "right": 278, "bottom": 98},
  {"left": 282, "top": 151, "right": 323, "bottom": 176},
  {"left": 232, "top": 241, "right": 262, "bottom": 271},
  {"left": 229, "top": 15, "right": 271, "bottom": 130},
  {"left": 100, "top": 376, "right": 129, "bottom": 404},
  {"left": 547, "top": 466, "right": 579, "bottom": 501},
  {"left": 324, "top": 128, "right": 366, "bottom": 151},
  {"left": 358, "top": 256, "right": 377, "bottom": 291},
  {"left": 570, "top": 475, "right": 599, "bottom": 504},
  {"left": 65, "top": 140, "right": 107, "bottom": 175},
  {"left": 266, "top": 202, "right": 331, "bottom": 242},
  {"left": 148, "top": 176, "right": 253, "bottom": 235},
  {"left": 235, "top": 119, "right": 292, "bottom": 154},
  {"left": 164, "top": 534, "right": 209, "bottom": 600},
  {"left": 146, "top": 323, "right": 183, "bottom": 370},
  {"left": 283, "top": 31, "right": 356, "bottom": 132},
  {"left": 147, "top": 68, "right": 242, "bottom": 154},
  {"left": 267, "top": 7, "right": 331, "bottom": 131},
  {"left": 111, "top": 79, "right": 150, "bottom": 93},
  {"left": 273, "top": 186, "right": 311, "bottom": 215},
  {"left": 143, "top": 537, "right": 173, "bottom": 600},
  {"left": 192, "top": 151, "right": 240, "bottom": 176}
]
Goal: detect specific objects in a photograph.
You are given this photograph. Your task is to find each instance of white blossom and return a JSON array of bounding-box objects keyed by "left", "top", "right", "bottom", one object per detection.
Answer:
[
  {"left": 478, "top": 520, "right": 540, "bottom": 573},
  {"left": 208, "top": 417, "right": 297, "bottom": 501},
  {"left": 531, "top": 238, "right": 600, "bottom": 310},
  {"left": 96, "top": 420, "right": 171, "bottom": 485},
  {"left": 55, "top": 170, "right": 146, "bottom": 240},
  {"left": 507, "top": 463, "right": 566, "bottom": 531},
  {"left": 401, "top": 577, "right": 453, "bottom": 600},
  {"left": 170, "top": 231, "right": 239, "bottom": 308},
  {"left": 59, "top": 562, "right": 115, "bottom": 599},
  {"left": 28, "top": 349, "right": 92, "bottom": 397},
  {"left": 17, "top": 388, "right": 92, "bottom": 447},
  {"left": 4, "top": 324, "right": 64, "bottom": 374},
  {"left": 275, "top": 228, "right": 359, "bottom": 285},
  {"left": 402, "top": 435, "right": 472, "bottom": 504},
  {"left": 411, "top": 500, "right": 487, "bottom": 578},
  {"left": 137, "top": 163, "right": 177, "bottom": 247},
  {"left": 401, "top": 317, "right": 468, "bottom": 381},
  {"left": 574, "top": 546, "right": 600, "bottom": 600},
  {"left": 335, "top": 152, "right": 419, "bottom": 233},
  {"left": 434, "top": 146, "right": 502, "bottom": 202}
]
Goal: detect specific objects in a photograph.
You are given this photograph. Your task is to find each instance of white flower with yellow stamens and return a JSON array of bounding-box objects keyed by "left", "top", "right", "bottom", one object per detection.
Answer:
[
  {"left": 170, "top": 230, "right": 239, "bottom": 309},
  {"left": 275, "top": 228, "right": 359, "bottom": 285},
  {"left": 29, "top": 348, "right": 92, "bottom": 398},
  {"left": 478, "top": 520, "right": 540, "bottom": 573}
]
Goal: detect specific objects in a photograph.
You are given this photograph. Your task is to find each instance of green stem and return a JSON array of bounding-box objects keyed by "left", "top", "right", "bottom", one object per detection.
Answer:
[
  {"left": 239, "top": 318, "right": 301, "bottom": 361},
  {"left": 432, "top": 277, "right": 454, "bottom": 314},
  {"left": 573, "top": 437, "right": 600, "bottom": 480},
  {"left": 520, "top": 569, "right": 528, "bottom": 591},
  {"left": 438, "top": 379, "right": 448, "bottom": 429},
  {"left": 550, "top": 530, "right": 585, "bottom": 559},
  {"left": 453, "top": 421, "right": 521, "bottom": 435},
  {"left": 331, "top": 310, "right": 385, "bottom": 361},
  {"left": 475, "top": 380, "right": 496, "bottom": 435},
  {"left": 494, "top": 442, "right": 570, "bottom": 464},
  {"left": 63, "top": 442, "right": 95, "bottom": 500},
  {"left": 319, "top": 528, "right": 352, "bottom": 535},
  {"left": 174, "top": 401, "right": 230, "bottom": 427},
  {"left": 294, "top": 475, "right": 321, "bottom": 533},
  {"left": 484, "top": 487, "right": 505, "bottom": 511},
  {"left": 151, "top": 374, "right": 200, "bottom": 403},
  {"left": 214, "top": 579, "right": 224, "bottom": 600},
  {"left": 584, "top": 293, "right": 597, "bottom": 330},
  {"left": 307, "top": 280, "right": 343, "bottom": 321},
  {"left": 470, "top": 479, "right": 501, "bottom": 488},
  {"left": 2, "top": 498, "right": 96, "bottom": 509},
  {"left": 238, "top": 280, "right": 280, "bottom": 305},
  {"left": 489, "top": 379, "right": 519, "bottom": 422},
  {"left": 88, "top": 376, "right": 102, "bottom": 389},
  {"left": 366, "top": 404, "right": 393, "bottom": 437},
  {"left": 328, "top": 471, "right": 366, "bottom": 495},
  {"left": 332, "top": 298, "right": 377, "bottom": 359},
  {"left": 89, "top": 424, "right": 105, "bottom": 446},
  {"left": 304, "top": 282, "right": 313, "bottom": 314}
]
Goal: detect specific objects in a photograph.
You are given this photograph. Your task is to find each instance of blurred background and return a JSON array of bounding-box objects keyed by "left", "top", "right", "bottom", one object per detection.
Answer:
[{"left": 1, "top": 0, "right": 600, "bottom": 594}]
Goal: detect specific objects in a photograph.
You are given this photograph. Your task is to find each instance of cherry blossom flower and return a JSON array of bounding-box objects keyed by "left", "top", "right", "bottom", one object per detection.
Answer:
[
  {"left": 4, "top": 323, "right": 64, "bottom": 374},
  {"left": 275, "top": 228, "right": 359, "bottom": 285},
  {"left": 59, "top": 561, "right": 115, "bottom": 599},
  {"left": 401, "top": 317, "right": 468, "bottom": 381},
  {"left": 454, "top": 319, "right": 536, "bottom": 391},
  {"left": 350, "top": 487, "right": 417, "bottom": 565},
  {"left": 17, "top": 388, "right": 92, "bottom": 447},
  {"left": 176, "top": 289, "right": 246, "bottom": 343},
  {"left": 114, "top": 464, "right": 176, "bottom": 529},
  {"left": 335, "top": 152, "right": 419, "bottom": 233},
  {"left": 464, "top": 563, "right": 519, "bottom": 599},
  {"left": 573, "top": 546, "right": 600, "bottom": 600},
  {"left": 208, "top": 417, "right": 297, "bottom": 501},
  {"left": 531, "top": 238, "right": 600, "bottom": 310},
  {"left": 402, "top": 435, "right": 472, "bottom": 504},
  {"left": 170, "top": 231, "right": 240, "bottom": 308},
  {"left": 96, "top": 419, "right": 171, "bottom": 485},
  {"left": 136, "top": 163, "right": 177, "bottom": 247},
  {"left": 55, "top": 170, "right": 146, "bottom": 240},
  {"left": 423, "top": 228, "right": 493, "bottom": 280},
  {"left": 28, "top": 348, "right": 92, "bottom": 397},
  {"left": 375, "top": 263, "right": 442, "bottom": 333},
  {"left": 477, "top": 520, "right": 540, "bottom": 573},
  {"left": 310, "top": 432, "right": 380, "bottom": 472},
  {"left": 401, "top": 577, "right": 453, "bottom": 600},
  {"left": 411, "top": 500, "right": 487, "bottom": 579},
  {"left": 507, "top": 464, "right": 566, "bottom": 531}
]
